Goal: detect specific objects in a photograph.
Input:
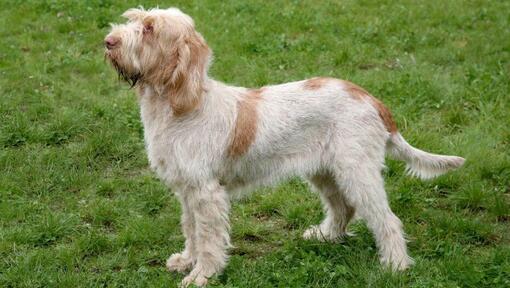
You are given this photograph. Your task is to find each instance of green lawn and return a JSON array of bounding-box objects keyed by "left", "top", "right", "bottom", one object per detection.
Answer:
[{"left": 1, "top": 0, "right": 509, "bottom": 287}]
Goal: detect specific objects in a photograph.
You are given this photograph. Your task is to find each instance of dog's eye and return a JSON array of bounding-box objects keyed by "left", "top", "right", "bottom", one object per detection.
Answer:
[{"left": 143, "top": 25, "right": 153, "bottom": 34}]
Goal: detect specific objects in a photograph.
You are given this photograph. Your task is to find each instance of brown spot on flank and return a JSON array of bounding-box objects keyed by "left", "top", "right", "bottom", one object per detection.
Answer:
[
  {"left": 342, "top": 80, "right": 398, "bottom": 133},
  {"left": 228, "top": 88, "right": 264, "bottom": 157},
  {"left": 303, "top": 77, "right": 333, "bottom": 90}
]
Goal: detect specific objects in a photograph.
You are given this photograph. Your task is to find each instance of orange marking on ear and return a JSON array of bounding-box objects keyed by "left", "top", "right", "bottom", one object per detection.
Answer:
[{"left": 163, "top": 32, "right": 210, "bottom": 117}]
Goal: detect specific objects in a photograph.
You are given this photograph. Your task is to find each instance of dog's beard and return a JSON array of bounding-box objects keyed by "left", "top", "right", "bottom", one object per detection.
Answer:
[
  {"left": 106, "top": 53, "right": 142, "bottom": 88},
  {"left": 112, "top": 60, "right": 142, "bottom": 88}
]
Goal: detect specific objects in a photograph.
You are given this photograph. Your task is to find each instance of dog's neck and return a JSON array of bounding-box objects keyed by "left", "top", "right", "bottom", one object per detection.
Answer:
[
  {"left": 137, "top": 78, "right": 244, "bottom": 130},
  {"left": 137, "top": 77, "right": 223, "bottom": 118}
]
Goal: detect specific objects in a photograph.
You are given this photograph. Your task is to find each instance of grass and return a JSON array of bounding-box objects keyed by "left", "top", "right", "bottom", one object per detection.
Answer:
[{"left": 1, "top": 0, "right": 509, "bottom": 287}]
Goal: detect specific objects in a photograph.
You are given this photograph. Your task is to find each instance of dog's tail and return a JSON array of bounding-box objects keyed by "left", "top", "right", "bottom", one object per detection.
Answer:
[{"left": 387, "top": 133, "right": 465, "bottom": 180}]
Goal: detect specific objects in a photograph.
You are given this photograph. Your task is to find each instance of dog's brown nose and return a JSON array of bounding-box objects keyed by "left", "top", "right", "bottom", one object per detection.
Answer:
[{"left": 104, "top": 36, "right": 119, "bottom": 50}]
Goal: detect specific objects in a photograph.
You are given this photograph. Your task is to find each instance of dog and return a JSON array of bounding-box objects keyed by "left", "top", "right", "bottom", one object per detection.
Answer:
[{"left": 104, "top": 7, "right": 465, "bottom": 287}]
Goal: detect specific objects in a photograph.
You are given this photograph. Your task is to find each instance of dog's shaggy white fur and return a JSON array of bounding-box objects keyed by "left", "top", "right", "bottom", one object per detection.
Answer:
[{"left": 105, "top": 7, "right": 465, "bottom": 287}]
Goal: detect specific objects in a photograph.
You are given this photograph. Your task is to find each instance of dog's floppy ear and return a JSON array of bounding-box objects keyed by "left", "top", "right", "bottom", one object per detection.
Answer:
[
  {"left": 122, "top": 7, "right": 146, "bottom": 22},
  {"left": 165, "top": 31, "right": 211, "bottom": 117}
]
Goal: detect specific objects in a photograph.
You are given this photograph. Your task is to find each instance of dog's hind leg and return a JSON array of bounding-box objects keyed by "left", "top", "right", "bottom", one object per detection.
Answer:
[
  {"left": 334, "top": 158, "right": 413, "bottom": 270},
  {"left": 303, "top": 172, "right": 355, "bottom": 242}
]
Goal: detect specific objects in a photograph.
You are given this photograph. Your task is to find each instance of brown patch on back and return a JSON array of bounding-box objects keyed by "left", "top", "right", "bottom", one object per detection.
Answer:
[
  {"left": 367, "top": 95, "right": 398, "bottom": 133},
  {"left": 228, "top": 88, "right": 264, "bottom": 157},
  {"left": 303, "top": 77, "right": 333, "bottom": 90},
  {"left": 341, "top": 80, "right": 370, "bottom": 100},
  {"left": 341, "top": 80, "right": 398, "bottom": 133}
]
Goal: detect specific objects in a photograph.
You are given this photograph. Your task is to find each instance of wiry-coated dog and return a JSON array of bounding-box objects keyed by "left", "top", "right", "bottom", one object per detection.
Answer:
[{"left": 105, "top": 7, "right": 465, "bottom": 287}]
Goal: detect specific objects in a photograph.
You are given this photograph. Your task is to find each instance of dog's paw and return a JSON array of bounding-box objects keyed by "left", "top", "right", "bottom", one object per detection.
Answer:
[
  {"left": 381, "top": 254, "right": 414, "bottom": 271},
  {"left": 180, "top": 273, "right": 208, "bottom": 287},
  {"left": 303, "top": 225, "right": 338, "bottom": 242},
  {"left": 166, "top": 253, "right": 193, "bottom": 273},
  {"left": 303, "top": 225, "right": 353, "bottom": 242},
  {"left": 303, "top": 225, "right": 325, "bottom": 241}
]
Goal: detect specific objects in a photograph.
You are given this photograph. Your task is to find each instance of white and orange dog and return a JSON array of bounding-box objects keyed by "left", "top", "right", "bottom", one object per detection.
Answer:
[{"left": 105, "top": 7, "right": 464, "bottom": 287}]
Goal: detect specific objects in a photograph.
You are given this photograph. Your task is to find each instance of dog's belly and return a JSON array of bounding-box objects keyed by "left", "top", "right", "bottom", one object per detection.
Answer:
[{"left": 222, "top": 148, "right": 324, "bottom": 196}]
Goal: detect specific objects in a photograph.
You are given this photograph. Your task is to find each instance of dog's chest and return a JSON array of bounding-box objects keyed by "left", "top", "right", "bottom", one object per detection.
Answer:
[
  {"left": 138, "top": 92, "right": 186, "bottom": 183},
  {"left": 138, "top": 88, "right": 226, "bottom": 186}
]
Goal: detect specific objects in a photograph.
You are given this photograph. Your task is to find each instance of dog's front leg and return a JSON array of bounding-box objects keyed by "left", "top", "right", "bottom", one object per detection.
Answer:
[
  {"left": 181, "top": 181, "right": 230, "bottom": 287},
  {"left": 167, "top": 192, "right": 196, "bottom": 273}
]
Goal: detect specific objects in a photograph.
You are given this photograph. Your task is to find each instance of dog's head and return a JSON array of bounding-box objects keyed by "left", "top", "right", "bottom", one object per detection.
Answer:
[{"left": 104, "top": 7, "right": 211, "bottom": 116}]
